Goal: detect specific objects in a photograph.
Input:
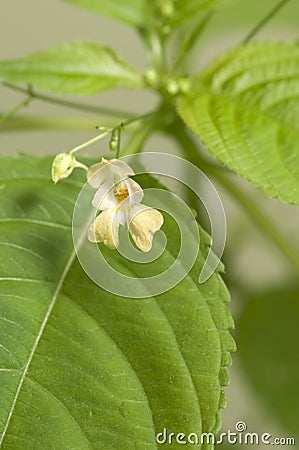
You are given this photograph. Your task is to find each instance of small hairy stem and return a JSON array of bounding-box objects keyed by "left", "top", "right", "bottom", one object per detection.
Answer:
[
  {"left": 68, "top": 111, "right": 155, "bottom": 155},
  {"left": 0, "top": 95, "right": 32, "bottom": 126},
  {"left": 149, "top": 31, "right": 167, "bottom": 74},
  {"left": 173, "top": 123, "right": 299, "bottom": 275},
  {"left": 121, "top": 112, "right": 162, "bottom": 156},
  {"left": 116, "top": 129, "right": 121, "bottom": 159},
  {"left": 174, "top": 11, "right": 213, "bottom": 71},
  {"left": 211, "top": 169, "right": 299, "bottom": 275},
  {"left": 2, "top": 81, "right": 136, "bottom": 118},
  {"left": 242, "top": 0, "right": 291, "bottom": 44},
  {"left": 69, "top": 130, "right": 112, "bottom": 154}
]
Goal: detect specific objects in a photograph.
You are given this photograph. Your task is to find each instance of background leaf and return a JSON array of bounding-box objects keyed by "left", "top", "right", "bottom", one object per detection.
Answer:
[
  {"left": 0, "top": 42, "right": 143, "bottom": 95},
  {"left": 62, "top": 0, "right": 146, "bottom": 27},
  {"left": 0, "top": 155, "right": 234, "bottom": 449},
  {"left": 61, "top": 0, "right": 232, "bottom": 30},
  {"left": 171, "top": 0, "right": 234, "bottom": 26},
  {"left": 177, "top": 42, "right": 299, "bottom": 206},
  {"left": 237, "top": 287, "right": 299, "bottom": 441}
]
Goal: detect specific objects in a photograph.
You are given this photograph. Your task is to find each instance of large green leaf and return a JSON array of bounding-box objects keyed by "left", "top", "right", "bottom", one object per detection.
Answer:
[
  {"left": 62, "top": 0, "right": 145, "bottom": 27},
  {"left": 0, "top": 42, "right": 143, "bottom": 95},
  {"left": 0, "top": 155, "right": 234, "bottom": 449},
  {"left": 238, "top": 287, "right": 299, "bottom": 440},
  {"left": 178, "top": 42, "right": 299, "bottom": 206}
]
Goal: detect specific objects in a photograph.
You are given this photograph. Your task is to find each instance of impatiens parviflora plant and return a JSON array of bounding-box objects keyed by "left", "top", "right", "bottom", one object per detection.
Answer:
[{"left": 0, "top": 0, "right": 298, "bottom": 448}]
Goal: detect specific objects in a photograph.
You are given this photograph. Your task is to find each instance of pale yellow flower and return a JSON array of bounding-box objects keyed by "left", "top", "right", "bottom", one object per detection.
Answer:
[{"left": 87, "top": 158, "right": 163, "bottom": 252}]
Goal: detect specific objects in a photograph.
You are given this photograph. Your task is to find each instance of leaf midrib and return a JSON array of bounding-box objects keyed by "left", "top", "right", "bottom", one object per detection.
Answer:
[
  {"left": 0, "top": 248, "right": 77, "bottom": 447},
  {"left": 0, "top": 68, "right": 137, "bottom": 80}
]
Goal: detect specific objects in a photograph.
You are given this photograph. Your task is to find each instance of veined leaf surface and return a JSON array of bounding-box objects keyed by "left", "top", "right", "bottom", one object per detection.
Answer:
[
  {"left": 0, "top": 155, "right": 234, "bottom": 449},
  {"left": 178, "top": 42, "right": 299, "bottom": 206},
  {"left": 0, "top": 42, "right": 143, "bottom": 95},
  {"left": 61, "top": 0, "right": 231, "bottom": 29}
]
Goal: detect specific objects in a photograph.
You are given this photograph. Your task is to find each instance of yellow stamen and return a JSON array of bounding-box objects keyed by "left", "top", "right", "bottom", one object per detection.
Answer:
[{"left": 114, "top": 183, "right": 129, "bottom": 203}]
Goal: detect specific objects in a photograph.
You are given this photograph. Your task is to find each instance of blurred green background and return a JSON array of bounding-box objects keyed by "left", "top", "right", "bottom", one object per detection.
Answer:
[{"left": 1, "top": 0, "right": 299, "bottom": 448}]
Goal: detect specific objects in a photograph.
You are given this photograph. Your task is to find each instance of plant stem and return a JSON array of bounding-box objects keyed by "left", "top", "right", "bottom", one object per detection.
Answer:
[
  {"left": 121, "top": 112, "right": 162, "bottom": 156},
  {"left": 173, "top": 123, "right": 299, "bottom": 275},
  {"left": 211, "top": 169, "right": 299, "bottom": 274},
  {"left": 2, "top": 81, "right": 136, "bottom": 118},
  {"left": 116, "top": 126, "right": 122, "bottom": 159},
  {"left": 69, "top": 111, "right": 155, "bottom": 155},
  {"left": 69, "top": 130, "right": 112, "bottom": 154},
  {"left": 242, "top": 0, "right": 291, "bottom": 44},
  {"left": 174, "top": 11, "right": 213, "bottom": 71},
  {"left": 0, "top": 95, "right": 32, "bottom": 125},
  {"left": 0, "top": 116, "right": 144, "bottom": 132}
]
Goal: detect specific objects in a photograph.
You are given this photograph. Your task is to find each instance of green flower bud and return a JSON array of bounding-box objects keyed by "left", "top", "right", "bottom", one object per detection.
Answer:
[
  {"left": 144, "top": 68, "right": 159, "bottom": 88},
  {"left": 51, "top": 153, "right": 87, "bottom": 183},
  {"left": 178, "top": 77, "right": 191, "bottom": 94},
  {"left": 109, "top": 135, "right": 119, "bottom": 152},
  {"left": 166, "top": 78, "right": 179, "bottom": 96},
  {"left": 161, "top": 1, "right": 174, "bottom": 18}
]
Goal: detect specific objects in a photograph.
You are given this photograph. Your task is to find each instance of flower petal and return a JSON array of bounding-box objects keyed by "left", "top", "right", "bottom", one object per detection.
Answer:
[
  {"left": 126, "top": 178, "right": 144, "bottom": 204},
  {"left": 128, "top": 204, "right": 164, "bottom": 252},
  {"left": 109, "top": 159, "right": 135, "bottom": 176},
  {"left": 92, "top": 180, "right": 117, "bottom": 210},
  {"left": 87, "top": 210, "right": 119, "bottom": 249},
  {"left": 87, "top": 158, "right": 134, "bottom": 188}
]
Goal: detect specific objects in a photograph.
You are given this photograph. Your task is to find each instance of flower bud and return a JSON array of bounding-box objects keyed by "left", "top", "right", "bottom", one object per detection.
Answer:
[
  {"left": 166, "top": 78, "right": 179, "bottom": 96},
  {"left": 109, "top": 135, "right": 119, "bottom": 152},
  {"left": 144, "top": 68, "right": 159, "bottom": 88},
  {"left": 161, "top": 1, "right": 174, "bottom": 18},
  {"left": 51, "top": 153, "right": 86, "bottom": 183},
  {"left": 178, "top": 76, "right": 191, "bottom": 94}
]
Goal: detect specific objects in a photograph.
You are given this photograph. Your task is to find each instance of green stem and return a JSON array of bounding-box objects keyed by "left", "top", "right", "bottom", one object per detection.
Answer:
[
  {"left": 2, "top": 81, "right": 136, "bottom": 118},
  {"left": 69, "top": 130, "right": 111, "bottom": 154},
  {"left": 211, "top": 169, "right": 299, "bottom": 275},
  {"left": 116, "top": 126, "right": 122, "bottom": 159},
  {"left": 242, "top": 0, "right": 291, "bottom": 44},
  {"left": 121, "top": 112, "right": 162, "bottom": 156},
  {"left": 173, "top": 123, "right": 299, "bottom": 275},
  {"left": 68, "top": 111, "right": 155, "bottom": 155},
  {"left": 0, "top": 95, "right": 32, "bottom": 125},
  {"left": 0, "top": 116, "right": 142, "bottom": 132},
  {"left": 152, "top": 32, "right": 165, "bottom": 73},
  {"left": 174, "top": 11, "right": 213, "bottom": 71}
]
